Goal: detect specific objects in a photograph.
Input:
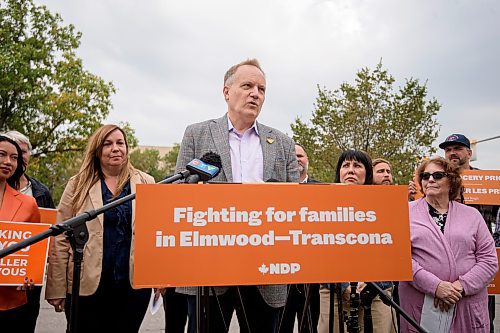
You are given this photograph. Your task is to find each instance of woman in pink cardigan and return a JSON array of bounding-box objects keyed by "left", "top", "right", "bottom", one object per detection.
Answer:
[{"left": 400, "top": 157, "right": 497, "bottom": 332}]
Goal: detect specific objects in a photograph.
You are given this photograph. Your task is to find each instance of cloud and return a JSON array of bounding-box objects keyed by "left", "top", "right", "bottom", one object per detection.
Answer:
[{"left": 36, "top": 0, "right": 500, "bottom": 168}]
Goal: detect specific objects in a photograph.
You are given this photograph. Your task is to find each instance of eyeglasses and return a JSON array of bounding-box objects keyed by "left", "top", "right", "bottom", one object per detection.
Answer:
[{"left": 420, "top": 171, "right": 448, "bottom": 181}]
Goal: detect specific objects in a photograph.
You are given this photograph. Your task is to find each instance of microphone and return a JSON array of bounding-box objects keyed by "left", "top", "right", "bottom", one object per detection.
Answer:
[{"left": 185, "top": 152, "right": 222, "bottom": 183}]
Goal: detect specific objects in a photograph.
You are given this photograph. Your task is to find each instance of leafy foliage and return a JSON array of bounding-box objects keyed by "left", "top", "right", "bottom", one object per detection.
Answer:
[
  {"left": 0, "top": 0, "right": 117, "bottom": 203},
  {"left": 163, "top": 143, "right": 180, "bottom": 175},
  {"left": 292, "top": 61, "right": 440, "bottom": 184},
  {"left": 129, "top": 144, "right": 180, "bottom": 182}
]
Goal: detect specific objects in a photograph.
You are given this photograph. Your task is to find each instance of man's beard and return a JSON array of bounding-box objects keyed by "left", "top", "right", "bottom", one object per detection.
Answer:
[{"left": 449, "top": 155, "right": 468, "bottom": 167}]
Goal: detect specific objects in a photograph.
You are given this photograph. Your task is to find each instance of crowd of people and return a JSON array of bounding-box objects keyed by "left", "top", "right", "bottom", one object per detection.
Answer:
[{"left": 0, "top": 58, "right": 498, "bottom": 333}]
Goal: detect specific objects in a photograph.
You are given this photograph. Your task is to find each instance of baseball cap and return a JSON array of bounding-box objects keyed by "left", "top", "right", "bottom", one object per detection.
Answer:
[{"left": 438, "top": 134, "right": 471, "bottom": 149}]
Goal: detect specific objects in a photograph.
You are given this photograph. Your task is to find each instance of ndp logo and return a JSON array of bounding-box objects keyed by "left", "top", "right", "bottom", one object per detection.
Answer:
[{"left": 258, "top": 263, "right": 300, "bottom": 275}]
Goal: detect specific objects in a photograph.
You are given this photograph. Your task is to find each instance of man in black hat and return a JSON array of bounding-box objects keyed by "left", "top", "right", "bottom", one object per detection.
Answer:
[
  {"left": 408, "top": 134, "right": 474, "bottom": 199},
  {"left": 438, "top": 133, "right": 474, "bottom": 171}
]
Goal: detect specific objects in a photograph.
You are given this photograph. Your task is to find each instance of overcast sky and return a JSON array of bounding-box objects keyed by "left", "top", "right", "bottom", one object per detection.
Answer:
[{"left": 35, "top": 0, "right": 499, "bottom": 169}]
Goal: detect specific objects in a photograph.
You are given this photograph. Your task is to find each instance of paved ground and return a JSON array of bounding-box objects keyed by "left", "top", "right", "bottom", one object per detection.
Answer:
[
  {"left": 36, "top": 296, "right": 169, "bottom": 332},
  {"left": 36, "top": 291, "right": 500, "bottom": 332},
  {"left": 35, "top": 287, "right": 240, "bottom": 333}
]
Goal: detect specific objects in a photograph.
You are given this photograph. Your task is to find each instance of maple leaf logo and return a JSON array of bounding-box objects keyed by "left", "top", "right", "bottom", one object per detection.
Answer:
[{"left": 258, "top": 264, "right": 269, "bottom": 275}]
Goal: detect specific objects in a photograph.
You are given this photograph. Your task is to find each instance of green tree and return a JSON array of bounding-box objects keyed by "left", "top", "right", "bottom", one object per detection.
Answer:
[
  {"left": 162, "top": 143, "right": 179, "bottom": 176},
  {"left": 130, "top": 149, "right": 164, "bottom": 181},
  {"left": 292, "top": 61, "right": 440, "bottom": 184},
  {"left": 129, "top": 144, "right": 179, "bottom": 182},
  {"left": 0, "top": 0, "right": 116, "bottom": 202},
  {"left": 28, "top": 122, "right": 139, "bottom": 201}
]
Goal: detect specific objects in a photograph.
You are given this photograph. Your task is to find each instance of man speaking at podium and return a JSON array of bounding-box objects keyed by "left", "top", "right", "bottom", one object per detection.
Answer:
[{"left": 175, "top": 58, "right": 299, "bottom": 332}]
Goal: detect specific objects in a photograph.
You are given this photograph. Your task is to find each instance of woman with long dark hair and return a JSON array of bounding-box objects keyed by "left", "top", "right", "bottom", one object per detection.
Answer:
[
  {"left": 45, "top": 124, "right": 156, "bottom": 332},
  {"left": 0, "top": 135, "right": 40, "bottom": 332}
]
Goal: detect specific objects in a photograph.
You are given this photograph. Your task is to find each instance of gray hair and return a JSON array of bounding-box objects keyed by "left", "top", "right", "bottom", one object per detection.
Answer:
[
  {"left": 3, "top": 130, "right": 32, "bottom": 151},
  {"left": 224, "top": 58, "right": 265, "bottom": 86}
]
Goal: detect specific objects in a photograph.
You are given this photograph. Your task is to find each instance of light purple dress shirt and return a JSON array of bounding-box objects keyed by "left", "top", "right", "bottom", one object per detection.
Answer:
[{"left": 228, "top": 117, "right": 264, "bottom": 183}]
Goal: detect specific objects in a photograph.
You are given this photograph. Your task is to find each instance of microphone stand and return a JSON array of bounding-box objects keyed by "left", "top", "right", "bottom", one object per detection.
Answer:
[
  {"left": 365, "top": 282, "right": 428, "bottom": 333},
  {"left": 298, "top": 283, "right": 315, "bottom": 333},
  {"left": 337, "top": 285, "right": 345, "bottom": 333},
  {"left": 0, "top": 170, "right": 190, "bottom": 333},
  {"left": 330, "top": 282, "right": 427, "bottom": 333},
  {"left": 347, "top": 282, "right": 360, "bottom": 333},
  {"left": 359, "top": 285, "right": 377, "bottom": 333},
  {"left": 66, "top": 222, "right": 88, "bottom": 333},
  {"left": 196, "top": 286, "right": 210, "bottom": 333}
]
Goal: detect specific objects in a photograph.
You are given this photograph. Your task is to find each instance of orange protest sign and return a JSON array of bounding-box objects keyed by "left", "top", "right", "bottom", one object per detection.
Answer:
[
  {"left": 488, "top": 248, "right": 500, "bottom": 295},
  {"left": 0, "top": 221, "right": 51, "bottom": 286},
  {"left": 133, "top": 183, "right": 412, "bottom": 288},
  {"left": 39, "top": 208, "right": 57, "bottom": 224},
  {"left": 461, "top": 170, "right": 500, "bottom": 205}
]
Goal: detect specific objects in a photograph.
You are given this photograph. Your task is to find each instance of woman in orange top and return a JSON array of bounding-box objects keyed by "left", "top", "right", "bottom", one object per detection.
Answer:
[{"left": 0, "top": 135, "right": 40, "bottom": 332}]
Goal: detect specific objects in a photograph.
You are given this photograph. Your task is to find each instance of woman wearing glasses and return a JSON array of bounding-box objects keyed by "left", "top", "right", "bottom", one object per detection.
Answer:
[{"left": 399, "top": 157, "right": 497, "bottom": 332}]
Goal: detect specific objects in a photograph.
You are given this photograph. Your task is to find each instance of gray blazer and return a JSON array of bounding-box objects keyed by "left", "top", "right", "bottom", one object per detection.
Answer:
[{"left": 175, "top": 114, "right": 299, "bottom": 307}]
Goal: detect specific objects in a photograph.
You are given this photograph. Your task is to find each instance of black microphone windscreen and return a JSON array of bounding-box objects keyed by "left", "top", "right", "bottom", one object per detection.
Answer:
[
  {"left": 185, "top": 174, "right": 201, "bottom": 184},
  {"left": 200, "top": 152, "right": 222, "bottom": 177},
  {"left": 266, "top": 178, "right": 280, "bottom": 182}
]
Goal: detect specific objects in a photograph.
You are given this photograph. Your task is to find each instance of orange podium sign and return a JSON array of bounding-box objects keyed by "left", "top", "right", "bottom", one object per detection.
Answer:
[
  {"left": 133, "top": 183, "right": 412, "bottom": 288},
  {"left": 461, "top": 170, "right": 500, "bottom": 205},
  {"left": 488, "top": 248, "right": 500, "bottom": 295},
  {"left": 0, "top": 221, "right": 51, "bottom": 286}
]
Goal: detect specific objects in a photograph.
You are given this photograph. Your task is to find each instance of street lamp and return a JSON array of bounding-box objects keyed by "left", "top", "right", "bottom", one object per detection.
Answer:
[{"left": 470, "top": 135, "right": 500, "bottom": 161}]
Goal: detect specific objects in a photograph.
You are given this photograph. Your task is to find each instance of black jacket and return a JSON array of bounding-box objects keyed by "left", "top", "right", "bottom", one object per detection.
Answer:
[{"left": 26, "top": 175, "right": 55, "bottom": 209}]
